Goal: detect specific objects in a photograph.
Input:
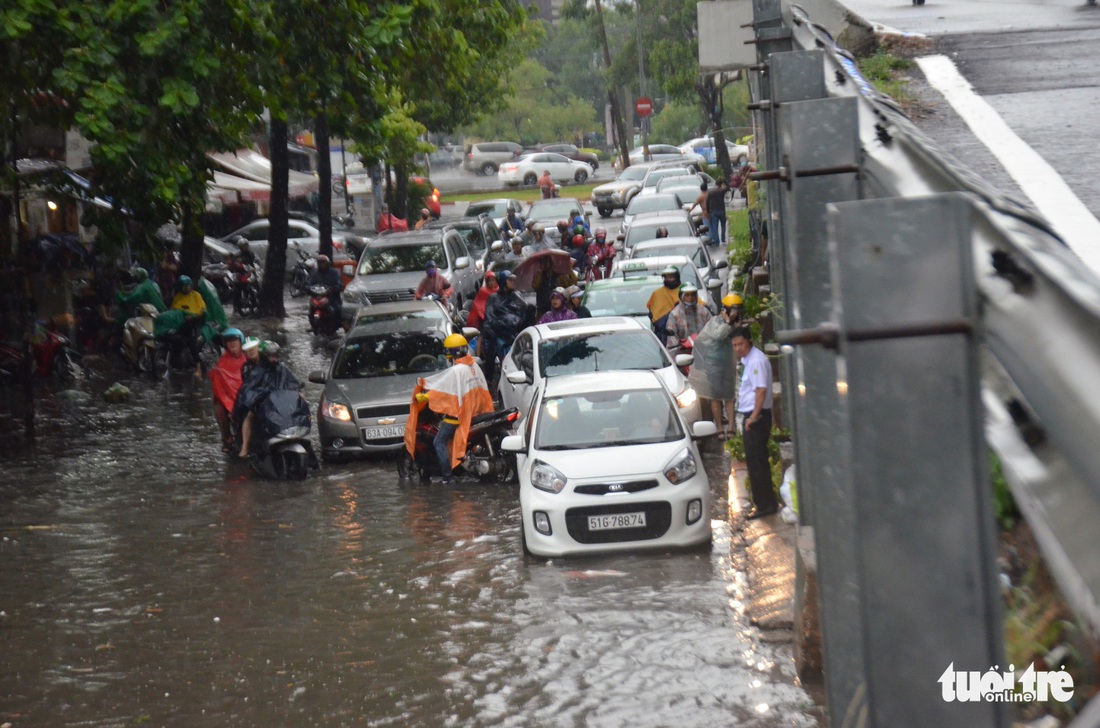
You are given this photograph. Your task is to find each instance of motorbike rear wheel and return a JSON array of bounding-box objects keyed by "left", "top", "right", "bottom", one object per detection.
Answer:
[
  {"left": 136, "top": 345, "right": 154, "bottom": 374},
  {"left": 237, "top": 287, "right": 259, "bottom": 317},
  {"left": 52, "top": 349, "right": 85, "bottom": 382},
  {"left": 289, "top": 270, "right": 308, "bottom": 298},
  {"left": 152, "top": 348, "right": 170, "bottom": 379}
]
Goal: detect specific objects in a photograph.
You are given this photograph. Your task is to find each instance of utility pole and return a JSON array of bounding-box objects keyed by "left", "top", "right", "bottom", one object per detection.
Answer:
[
  {"left": 635, "top": 0, "right": 650, "bottom": 161},
  {"left": 594, "top": 0, "right": 632, "bottom": 169}
]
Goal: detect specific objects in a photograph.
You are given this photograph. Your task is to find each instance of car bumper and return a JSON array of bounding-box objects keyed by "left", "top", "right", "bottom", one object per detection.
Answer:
[
  {"left": 592, "top": 191, "right": 629, "bottom": 210},
  {"left": 317, "top": 410, "right": 409, "bottom": 456},
  {"left": 520, "top": 472, "right": 712, "bottom": 558}
]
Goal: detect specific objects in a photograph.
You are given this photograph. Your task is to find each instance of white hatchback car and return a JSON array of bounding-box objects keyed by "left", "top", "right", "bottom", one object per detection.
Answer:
[
  {"left": 498, "top": 152, "right": 594, "bottom": 187},
  {"left": 504, "top": 370, "right": 717, "bottom": 558},
  {"left": 498, "top": 317, "right": 700, "bottom": 428}
]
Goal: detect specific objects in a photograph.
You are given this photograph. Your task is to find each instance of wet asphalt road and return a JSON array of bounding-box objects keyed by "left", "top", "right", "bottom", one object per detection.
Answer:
[{"left": 0, "top": 291, "right": 821, "bottom": 726}]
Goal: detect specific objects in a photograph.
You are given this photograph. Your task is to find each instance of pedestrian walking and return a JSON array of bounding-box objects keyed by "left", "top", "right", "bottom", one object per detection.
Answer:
[
  {"left": 733, "top": 326, "right": 779, "bottom": 519},
  {"left": 705, "top": 178, "right": 728, "bottom": 246}
]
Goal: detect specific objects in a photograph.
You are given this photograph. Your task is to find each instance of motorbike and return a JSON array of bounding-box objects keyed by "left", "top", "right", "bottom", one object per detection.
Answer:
[
  {"left": 152, "top": 316, "right": 219, "bottom": 378},
  {"left": 667, "top": 333, "right": 699, "bottom": 376},
  {"left": 230, "top": 260, "right": 261, "bottom": 317},
  {"left": 308, "top": 284, "right": 342, "bottom": 336},
  {"left": 203, "top": 261, "right": 234, "bottom": 304},
  {"left": 0, "top": 322, "right": 85, "bottom": 385},
  {"left": 121, "top": 303, "right": 159, "bottom": 374},
  {"left": 247, "top": 388, "right": 319, "bottom": 480},
  {"left": 289, "top": 250, "right": 317, "bottom": 298},
  {"left": 397, "top": 407, "right": 520, "bottom": 484}
]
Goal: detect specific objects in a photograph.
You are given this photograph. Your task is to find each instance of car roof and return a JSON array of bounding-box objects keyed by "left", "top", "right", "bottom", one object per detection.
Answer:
[
  {"left": 424, "top": 218, "right": 478, "bottom": 230},
  {"left": 586, "top": 274, "right": 664, "bottom": 291},
  {"left": 626, "top": 210, "right": 693, "bottom": 225},
  {"left": 632, "top": 237, "right": 704, "bottom": 252},
  {"left": 615, "top": 255, "right": 693, "bottom": 273},
  {"left": 346, "top": 313, "right": 450, "bottom": 339},
  {"left": 627, "top": 193, "right": 683, "bottom": 209},
  {"left": 543, "top": 370, "right": 664, "bottom": 397},
  {"left": 366, "top": 231, "right": 446, "bottom": 247},
  {"left": 527, "top": 316, "right": 642, "bottom": 340}
]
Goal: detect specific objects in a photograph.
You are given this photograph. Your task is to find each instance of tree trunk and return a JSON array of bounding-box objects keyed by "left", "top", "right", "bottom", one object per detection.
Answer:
[
  {"left": 594, "top": 0, "right": 632, "bottom": 169},
  {"left": 260, "top": 117, "right": 288, "bottom": 318},
  {"left": 393, "top": 164, "right": 409, "bottom": 220},
  {"left": 179, "top": 196, "right": 204, "bottom": 280},
  {"left": 698, "top": 81, "right": 733, "bottom": 181},
  {"left": 314, "top": 110, "right": 333, "bottom": 258}
]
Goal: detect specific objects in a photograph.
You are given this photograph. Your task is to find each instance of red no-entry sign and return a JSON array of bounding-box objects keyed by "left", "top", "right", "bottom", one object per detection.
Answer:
[{"left": 634, "top": 97, "right": 653, "bottom": 117}]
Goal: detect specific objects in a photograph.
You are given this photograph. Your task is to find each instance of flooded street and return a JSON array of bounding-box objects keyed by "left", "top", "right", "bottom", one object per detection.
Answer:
[{"left": 1, "top": 298, "right": 820, "bottom": 727}]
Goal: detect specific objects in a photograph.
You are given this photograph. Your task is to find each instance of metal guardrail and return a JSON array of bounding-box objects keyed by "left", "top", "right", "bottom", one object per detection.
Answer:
[{"left": 737, "top": 0, "right": 1100, "bottom": 725}]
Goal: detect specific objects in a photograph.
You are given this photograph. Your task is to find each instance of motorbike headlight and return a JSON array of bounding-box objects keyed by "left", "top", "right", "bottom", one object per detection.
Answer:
[
  {"left": 675, "top": 387, "right": 698, "bottom": 409},
  {"left": 321, "top": 400, "right": 351, "bottom": 422},
  {"left": 531, "top": 459, "right": 568, "bottom": 494},
  {"left": 663, "top": 447, "right": 697, "bottom": 485}
]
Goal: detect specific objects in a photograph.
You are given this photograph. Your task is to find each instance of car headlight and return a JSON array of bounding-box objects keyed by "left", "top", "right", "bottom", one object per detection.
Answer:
[
  {"left": 675, "top": 387, "right": 698, "bottom": 409},
  {"left": 321, "top": 400, "right": 352, "bottom": 422},
  {"left": 531, "top": 459, "right": 568, "bottom": 494},
  {"left": 663, "top": 448, "right": 697, "bottom": 484}
]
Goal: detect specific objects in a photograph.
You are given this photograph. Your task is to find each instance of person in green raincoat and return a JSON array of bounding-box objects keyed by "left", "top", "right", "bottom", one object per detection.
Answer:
[{"left": 115, "top": 267, "right": 166, "bottom": 327}]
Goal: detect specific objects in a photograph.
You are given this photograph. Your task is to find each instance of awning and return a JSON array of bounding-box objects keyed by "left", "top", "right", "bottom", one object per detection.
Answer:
[
  {"left": 208, "top": 170, "right": 271, "bottom": 203},
  {"left": 208, "top": 149, "right": 318, "bottom": 198}
]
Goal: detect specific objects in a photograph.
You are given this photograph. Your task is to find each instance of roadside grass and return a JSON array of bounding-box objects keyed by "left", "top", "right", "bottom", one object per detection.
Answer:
[
  {"left": 447, "top": 183, "right": 600, "bottom": 204},
  {"left": 858, "top": 49, "right": 914, "bottom": 102}
]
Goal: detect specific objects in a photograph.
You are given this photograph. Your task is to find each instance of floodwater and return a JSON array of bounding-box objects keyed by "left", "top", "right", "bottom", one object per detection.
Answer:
[{"left": 0, "top": 300, "right": 821, "bottom": 727}]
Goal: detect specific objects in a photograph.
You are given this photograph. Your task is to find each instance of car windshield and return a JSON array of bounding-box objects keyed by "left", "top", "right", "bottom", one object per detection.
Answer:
[
  {"left": 332, "top": 332, "right": 447, "bottom": 379},
  {"left": 613, "top": 264, "right": 701, "bottom": 287},
  {"left": 535, "top": 389, "right": 684, "bottom": 450},
  {"left": 634, "top": 244, "right": 706, "bottom": 270},
  {"left": 624, "top": 219, "right": 694, "bottom": 247},
  {"left": 452, "top": 226, "right": 486, "bottom": 254},
  {"left": 626, "top": 195, "right": 682, "bottom": 216},
  {"left": 465, "top": 202, "right": 507, "bottom": 218},
  {"left": 353, "top": 308, "right": 445, "bottom": 327},
  {"left": 617, "top": 166, "right": 650, "bottom": 182},
  {"left": 538, "top": 330, "right": 669, "bottom": 378},
  {"left": 643, "top": 169, "right": 690, "bottom": 190},
  {"left": 583, "top": 284, "right": 653, "bottom": 318},
  {"left": 358, "top": 243, "right": 445, "bottom": 275},
  {"left": 528, "top": 200, "right": 580, "bottom": 221}
]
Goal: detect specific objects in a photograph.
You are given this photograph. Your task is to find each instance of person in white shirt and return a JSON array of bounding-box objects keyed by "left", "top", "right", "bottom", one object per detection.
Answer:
[{"left": 733, "top": 327, "right": 779, "bottom": 519}]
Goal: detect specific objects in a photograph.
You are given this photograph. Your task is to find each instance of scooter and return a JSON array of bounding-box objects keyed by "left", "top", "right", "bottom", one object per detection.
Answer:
[
  {"left": 247, "top": 389, "right": 319, "bottom": 480},
  {"left": 668, "top": 333, "right": 698, "bottom": 376},
  {"left": 121, "top": 303, "right": 159, "bottom": 374},
  {"left": 152, "top": 317, "right": 218, "bottom": 377},
  {"left": 308, "top": 285, "right": 342, "bottom": 336},
  {"left": 397, "top": 407, "right": 520, "bottom": 484},
  {"left": 202, "top": 261, "right": 233, "bottom": 304},
  {"left": 0, "top": 322, "right": 85, "bottom": 385},
  {"left": 289, "top": 250, "right": 316, "bottom": 298},
  {"left": 230, "top": 260, "right": 261, "bottom": 317}
]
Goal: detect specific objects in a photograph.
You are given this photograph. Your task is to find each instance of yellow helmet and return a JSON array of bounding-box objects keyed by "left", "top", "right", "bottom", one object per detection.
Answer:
[
  {"left": 722, "top": 294, "right": 743, "bottom": 307},
  {"left": 443, "top": 333, "right": 468, "bottom": 349}
]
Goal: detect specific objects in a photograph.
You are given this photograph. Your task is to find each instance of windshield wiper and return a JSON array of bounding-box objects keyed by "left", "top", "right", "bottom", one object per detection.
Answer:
[{"left": 539, "top": 443, "right": 590, "bottom": 451}]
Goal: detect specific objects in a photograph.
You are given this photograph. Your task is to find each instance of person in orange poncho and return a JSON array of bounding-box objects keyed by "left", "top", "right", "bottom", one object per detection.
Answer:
[
  {"left": 404, "top": 333, "right": 493, "bottom": 485},
  {"left": 210, "top": 328, "right": 247, "bottom": 454}
]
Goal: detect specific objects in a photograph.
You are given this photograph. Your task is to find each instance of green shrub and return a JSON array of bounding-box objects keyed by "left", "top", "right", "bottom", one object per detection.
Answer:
[{"left": 990, "top": 451, "right": 1019, "bottom": 531}]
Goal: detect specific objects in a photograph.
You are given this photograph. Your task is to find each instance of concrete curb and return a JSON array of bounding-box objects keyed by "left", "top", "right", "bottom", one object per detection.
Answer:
[{"left": 793, "top": 0, "right": 877, "bottom": 55}]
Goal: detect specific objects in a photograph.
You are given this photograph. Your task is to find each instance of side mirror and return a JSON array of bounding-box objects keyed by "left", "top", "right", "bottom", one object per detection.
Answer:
[
  {"left": 506, "top": 369, "right": 529, "bottom": 385},
  {"left": 501, "top": 435, "right": 526, "bottom": 453},
  {"left": 674, "top": 353, "right": 694, "bottom": 368},
  {"left": 707, "top": 278, "right": 722, "bottom": 291},
  {"left": 342, "top": 264, "right": 354, "bottom": 277},
  {"left": 491, "top": 240, "right": 504, "bottom": 251},
  {"left": 713, "top": 259, "right": 728, "bottom": 270},
  {"left": 454, "top": 256, "right": 470, "bottom": 270},
  {"left": 462, "top": 326, "right": 480, "bottom": 340},
  {"left": 308, "top": 369, "right": 327, "bottom": 384},
  {"left": 682, "top": 203, "right": 692, "bottom": 212},
  {"left": 692, "top": 420, "right": 718, "bottom": 439}
]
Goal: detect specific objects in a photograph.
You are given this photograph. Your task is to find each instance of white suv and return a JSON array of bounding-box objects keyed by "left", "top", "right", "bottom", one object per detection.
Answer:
[{"left": 464, "top": 142, "right": 523, "bottom": 175}]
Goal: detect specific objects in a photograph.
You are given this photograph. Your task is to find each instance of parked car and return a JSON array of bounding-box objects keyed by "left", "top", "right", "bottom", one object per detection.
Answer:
[
  {"left": 423, "top": 215, "right": 503, "bottom": 277},
  {"left": 627, "top": 236, "right": 727, "bottom": 283},
  {"left": 221, "top": 218, "right": 358, "bottom": 268},
  {"left": 498, "top": 153, "right": 593, "bottom": 187},
  {"left": 525, "top": 198, "right": 590, "bottom": 247},
  {"left": 341, "top": 228, "right": 480, "bottom": 325},
  {"left": 498, "top": 316, "right": 700, "bottom": 428},
  {"left": 310, "top": 300, "right": 458, "bottom": 460},
  {"left": 524, "top": 144, "right": 600, "bottom": 170},
  {"left": 627, "top": 144, "right": 706, "bottom": 167},
  {"left": 464, "top": 142, "right": 523, "bottom": 175},
  {"left": 619, "top": 209, "right": 699, "bottom": 252},
  {"left": 591, "top": 162, "right": 655, "bottom": 218},
  {"left": 463, "top": 198, "right": 525, "bottom": 229},
  {"left": 678, "top": 137, "right": 750, "bottom": 166},
  {"left": 504, "top": 369, "right": 716, "bottom": 558}
]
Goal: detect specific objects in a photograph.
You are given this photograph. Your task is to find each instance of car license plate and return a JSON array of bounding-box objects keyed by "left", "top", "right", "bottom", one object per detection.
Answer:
[
  {"left": 587, "top": 512, "right": 647, "bottom": 531},
  {"left": 361, "top": 425, "right": 405, "bottom": 440}
]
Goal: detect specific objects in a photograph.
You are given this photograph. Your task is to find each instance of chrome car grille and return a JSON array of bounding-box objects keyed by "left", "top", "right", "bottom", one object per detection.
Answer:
[
  {"left": 362, "top": 289, "right": 416, "bottom": 304},
  {"left": 573, "top": 479, "right": 659, "bottom": 496}
]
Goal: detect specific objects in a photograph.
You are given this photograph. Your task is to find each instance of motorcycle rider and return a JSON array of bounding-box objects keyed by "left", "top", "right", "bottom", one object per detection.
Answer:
[
  {"left": 531, "top": 253, "right": 577, "bottom": 317},
  {"left": 232, "top": 236, "right": 257, "bottom": 267},
  {"left": 500, "top": 208, "right": 525, "bottom": 242},
  {"left": 210, "top": 328, "right": 247, "bottom": 454},
  {"left": 481, "top": 270, "right": 529, "bottom": 385},
  {"left": 414, "top": 207, "right": 432, "bottom": 231},
  {"left": 414, "top": 260, "right": 454, "bottom": 300},
  {"left": 567, "top": 286, "right": 591, "bottom": 319},
  {"left": 170, "top": 274, "right": 207, "bottom": 377},
  {"left": 588, "top": 228, "right": 616, "bottom": 280},
  {"left": 406, "top": 334, "right": 493, "bottom": 485},
  {"left": 236, "top": 341, "right": 302, "bottom": 459},
  {"left": 526, "top": 224, "right": 551, "bottom": 255},
  {"left": 115, "top": 266, "right": 166, "bottom": 326},
  {"left": 502, "top": 237, "right": 527, "bottom": 269},
  {"left": 569, "top": 209, "right": 590, "bottom": 237},
  {"left": 665, "top": 283, "right": 712, "bottom": 349},
  {"left": 228, "top": 237, "right": 260, "bottom": 314},
  {"left": 647, "top": 265, "right": 681, "bottom": 345},
  {"left": 306, "top": 254, "right": 343, "bottom": 329}
]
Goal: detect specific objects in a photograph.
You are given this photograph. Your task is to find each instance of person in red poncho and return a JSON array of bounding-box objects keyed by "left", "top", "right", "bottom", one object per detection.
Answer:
[
  {"left": 210, "top": 328, "right": 247, "bottom": 454},
  {"left": 466, "top": 271, "right": 498, "bottom": 355}
]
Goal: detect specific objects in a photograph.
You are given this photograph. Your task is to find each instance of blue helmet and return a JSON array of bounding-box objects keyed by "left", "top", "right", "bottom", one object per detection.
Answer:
[
  {"left": 222, "top": 327, "right": 244, "bottom": 343},
  {"left": 177, "top": 274, "right": 193, "bottom": 287},
  {"left": 496, "top": 270, "right": 512, "bottom": 286}
]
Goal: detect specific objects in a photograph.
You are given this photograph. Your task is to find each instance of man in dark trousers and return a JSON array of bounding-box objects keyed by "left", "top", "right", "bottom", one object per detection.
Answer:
[
  {"left": 733, "top": 327, "right": 779, "bottom": 519},
  {"left": 705, "top": 178, "right": 728, "bottom": 246}
]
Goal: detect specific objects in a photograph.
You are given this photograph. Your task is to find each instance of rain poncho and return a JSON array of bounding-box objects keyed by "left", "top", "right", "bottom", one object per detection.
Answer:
[
  {"left": 687, "top": 316, "right": 736, "bottom": 400},
  {"left": 210, "top": 351, "right": 246, "bottom": 411},
  {"left": 115, "top": 279, "right": 166, "bottom": 326},
  {"left": 666, "top": 301, "right": 712, "bottom": 348},
  {"left": 234, "top": 361, "right": 301, "bottom": 422},
  {"left": 646, "top": 284, "right": 680, "bottom": 325},
  {"left": 197, "top": 277, "right": 228, "bottom": 342},
  {"left": 538, "top": 291, "right": 577, "bottom": 324},
  {"left": 405, "top": 355, "right": 493, "bottom": 469},
  {"left": 483, "top": 291, "right": 529, "bottom": 346}
]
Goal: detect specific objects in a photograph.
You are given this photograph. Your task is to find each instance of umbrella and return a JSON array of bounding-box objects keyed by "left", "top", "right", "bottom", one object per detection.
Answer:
[{"left": 511, "top": 249, "right": 574, "bottom": 291}]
